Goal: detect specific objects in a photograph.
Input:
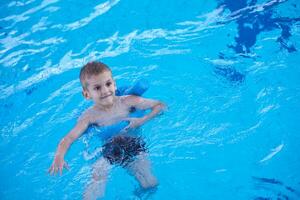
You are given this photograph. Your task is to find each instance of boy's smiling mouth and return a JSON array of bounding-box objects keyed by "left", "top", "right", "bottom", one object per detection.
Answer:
[{"left": 100, "top": 93, "right": 113, "bottom": 99}]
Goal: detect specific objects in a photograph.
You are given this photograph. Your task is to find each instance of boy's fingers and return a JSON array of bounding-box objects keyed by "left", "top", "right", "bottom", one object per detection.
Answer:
[
  {"left": 64, "top": 162, "right": 70, "bottom": 170},
  {"left": 48, "top": 165, "right": 54, "bottom": 175},
  {"left": 51, "top": 165, "right": 60, "bottom": 175},
  {"left": 50, "top": 168, "right": 54, "bottom": 175},
  {"left": 59, "top": 166, "right": 63, "bottom": 175}
]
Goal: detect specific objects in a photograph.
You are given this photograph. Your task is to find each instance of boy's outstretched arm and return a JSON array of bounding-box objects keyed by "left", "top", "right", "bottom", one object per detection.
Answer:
[
  {"left": 123, "top": 95, "right": 166, "bottom": 129},
  {"left": 48, "top": 117, "right": 89, "bottom": 175}
]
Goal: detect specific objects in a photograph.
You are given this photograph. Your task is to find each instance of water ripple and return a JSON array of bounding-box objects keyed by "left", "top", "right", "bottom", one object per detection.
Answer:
[
  {"left": 0, "top": 2, "right": 231, "bottom": 100},
  {"left": 64, "top": 0, "right": 121, "bottom": 31},
  {"left": 259, "top": 143, "right": 284, "bottom": 163},
  {"left": 1, "top": 0, "right": 59, "bottom": 25}
]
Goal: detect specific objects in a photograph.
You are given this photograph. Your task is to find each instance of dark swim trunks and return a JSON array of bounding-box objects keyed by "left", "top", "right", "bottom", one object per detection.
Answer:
[{"left": 102, "top": 135, "right": 146, "bottom": 166}]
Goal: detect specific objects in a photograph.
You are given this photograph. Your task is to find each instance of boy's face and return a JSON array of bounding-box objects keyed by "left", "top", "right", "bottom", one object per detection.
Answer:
[{"left": 83, "top": 71, "right": 117, "bottom": 108}]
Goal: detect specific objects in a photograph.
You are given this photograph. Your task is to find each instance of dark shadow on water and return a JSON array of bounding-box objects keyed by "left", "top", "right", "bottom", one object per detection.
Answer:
[
  {"left": 212, "top": 0, "right": 300, "bottom": 86},
  {"left": 216, "top": 0, "right": 300, "bottom": 54},
  {"left": 133, "top": 186, "right": 158, "bottom": 200},
  {"left": 252, "top": 176, "right": 300, "bottom": 200},
  {"left": 253, "top": 177, "right": 284, "bottom": 185},
  {"left": 214, "top": 66, "right": 245, "bottom": 84}
]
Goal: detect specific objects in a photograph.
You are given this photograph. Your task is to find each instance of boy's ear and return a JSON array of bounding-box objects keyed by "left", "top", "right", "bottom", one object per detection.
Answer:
[{"left": 82, "top": 90, "right": 90, "bottom": 99}]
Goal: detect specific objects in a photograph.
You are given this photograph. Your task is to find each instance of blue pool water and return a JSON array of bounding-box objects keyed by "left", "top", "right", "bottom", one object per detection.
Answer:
[{"left": 1, "top": 0, "right": 300, "bottom": 199}]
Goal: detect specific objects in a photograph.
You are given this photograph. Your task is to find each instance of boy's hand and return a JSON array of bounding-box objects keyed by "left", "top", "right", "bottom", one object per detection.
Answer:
[
  {"left": 123, "top": 117, "right": 146, "bottom": 130},
  {"left": 48, "top": 154, "right": 69, "bottom": 175}
]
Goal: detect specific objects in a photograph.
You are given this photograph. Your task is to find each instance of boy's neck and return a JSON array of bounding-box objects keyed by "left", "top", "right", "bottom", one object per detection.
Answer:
[{"left": 93, "top": 96, "right": 119, "bottom": 112}]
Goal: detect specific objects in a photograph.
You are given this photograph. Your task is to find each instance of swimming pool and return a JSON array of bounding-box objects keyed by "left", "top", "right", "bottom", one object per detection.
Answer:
[{"left": 1, "top": 0, "right": 300, "bottom": 199}]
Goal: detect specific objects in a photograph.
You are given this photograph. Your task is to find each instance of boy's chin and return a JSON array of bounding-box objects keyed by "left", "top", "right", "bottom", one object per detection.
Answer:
[{"left": 99, "top": 97, "right": 114, "bottom": 107}]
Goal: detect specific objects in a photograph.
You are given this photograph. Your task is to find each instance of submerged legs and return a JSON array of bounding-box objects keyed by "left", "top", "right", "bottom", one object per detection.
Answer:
[
  {"left": 84, "top": 158, "right": 111, "bottom": 200},
  {"left": 84, "top": 153, "right": 158, "bottom": 199},
  {"left": 126, "top": 153, "right": 158, "bottom": 189}
]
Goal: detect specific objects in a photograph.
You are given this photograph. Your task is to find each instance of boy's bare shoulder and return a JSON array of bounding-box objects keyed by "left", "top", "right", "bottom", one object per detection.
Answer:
[
  {"left": 77, "top": 107, "right": 95, "bottom": 123},
  {"left": 121, "top": 95, "right": 143, "bottom": 106}
]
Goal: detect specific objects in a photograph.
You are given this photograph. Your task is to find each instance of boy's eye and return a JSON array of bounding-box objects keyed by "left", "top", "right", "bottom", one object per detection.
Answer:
[
  {"left": 106, "top": 82, "right": 112, "bottom": 87},
  {"left": 94, "top": 86, "right": 101, "bottom": 90}
]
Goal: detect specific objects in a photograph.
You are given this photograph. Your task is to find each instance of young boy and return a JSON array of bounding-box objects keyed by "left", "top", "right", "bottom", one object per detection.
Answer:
[{"left": 49, "top": 61, "right": 165, "bottom": 199}]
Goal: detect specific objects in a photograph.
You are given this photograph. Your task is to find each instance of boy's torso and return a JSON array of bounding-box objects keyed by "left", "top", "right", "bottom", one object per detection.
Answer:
[{"left": 85, "top": 96, "right": 131, "bottom": 126}]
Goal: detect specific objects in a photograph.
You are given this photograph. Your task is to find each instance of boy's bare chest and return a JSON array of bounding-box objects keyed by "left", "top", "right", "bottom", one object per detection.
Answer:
[{"left": 90, "top": 104, "right": 131, "bottom": 126}]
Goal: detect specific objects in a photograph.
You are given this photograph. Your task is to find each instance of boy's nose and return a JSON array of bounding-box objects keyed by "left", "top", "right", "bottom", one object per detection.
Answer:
[{"left": 101, "top": 87, "right": 110, "bottom": 95}]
